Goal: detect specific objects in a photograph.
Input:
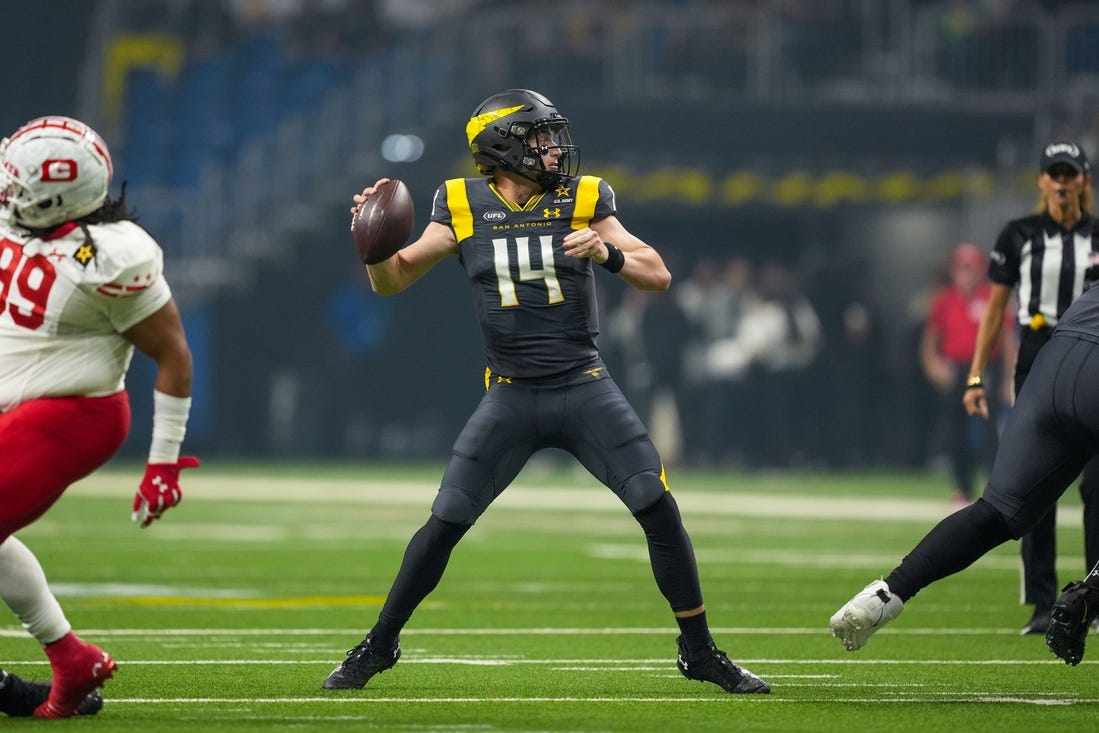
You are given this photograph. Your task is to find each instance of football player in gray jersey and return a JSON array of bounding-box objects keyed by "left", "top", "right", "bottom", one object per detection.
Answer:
[
  {"left": 831, "top": 279, "right": 1099, "bottom": 665},
  {"left": 964, "top": 141, "right": 1099, "bottom": 636},
  {"left": 322, "top": 89, "right": 769, "bottom": 695}
]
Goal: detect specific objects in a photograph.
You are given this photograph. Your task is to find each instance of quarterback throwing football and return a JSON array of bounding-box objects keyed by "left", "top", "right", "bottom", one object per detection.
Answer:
[{"left": 322, "top": 89, "right": 769, "bottom": 695}]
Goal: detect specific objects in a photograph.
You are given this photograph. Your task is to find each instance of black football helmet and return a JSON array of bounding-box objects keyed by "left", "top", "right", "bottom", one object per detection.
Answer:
[{"left": 465, "top": 89, "right": 580, "bottom": 188}]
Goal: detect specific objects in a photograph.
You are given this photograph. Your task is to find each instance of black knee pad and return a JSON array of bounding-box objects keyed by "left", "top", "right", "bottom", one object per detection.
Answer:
[
  {"left": 621, "top": 471, "right": 669, "bottom": 514},
  {"left": 431, "top": 487, "right": 480, "bottom": 525},
  {"left": 958, "top": 497, "right": 1015, "bottom": 540}
]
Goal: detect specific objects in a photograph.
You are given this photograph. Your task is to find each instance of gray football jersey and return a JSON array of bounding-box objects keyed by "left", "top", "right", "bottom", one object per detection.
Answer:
[
  {"left": 1054, "top": 278, "right": 1099, "bottom": 343},
  {"left": 430, "top": 175, "right": 617, "bottom": 378}
]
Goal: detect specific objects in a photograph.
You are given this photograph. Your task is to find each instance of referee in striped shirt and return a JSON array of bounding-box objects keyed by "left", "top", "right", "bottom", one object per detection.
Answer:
[{"left": 964, "top": 141, "right": 1099, "bottom": 635}]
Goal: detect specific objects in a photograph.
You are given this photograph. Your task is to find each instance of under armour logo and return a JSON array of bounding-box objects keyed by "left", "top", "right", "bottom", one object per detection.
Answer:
[
  {"left": 584, "top": 368, "right": 602, "bottom": 379},
  {"left": 496, "top": 376, "right": 512, "bottom": 384},
  {"left": 543, "top": 207, "right": 561, "bottom": 219}
]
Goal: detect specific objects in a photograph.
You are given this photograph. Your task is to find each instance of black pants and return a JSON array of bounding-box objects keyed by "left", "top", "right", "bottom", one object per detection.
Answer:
[
  {"left": 932, "top": 367, "right": 999, "bottom": 499},
  {"left": 1015, "top": 328, "right": 1099, "bottom": 609}
]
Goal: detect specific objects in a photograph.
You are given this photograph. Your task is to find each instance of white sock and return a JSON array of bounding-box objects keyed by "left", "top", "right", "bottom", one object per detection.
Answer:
[{"left": 0, "top": 536, "right": 71, "bottom": 645}]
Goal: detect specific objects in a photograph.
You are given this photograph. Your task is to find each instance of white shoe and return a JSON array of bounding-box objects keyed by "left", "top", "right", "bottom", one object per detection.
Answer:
[{"left": 829, "top": 579, "right": 904, "bottom": 651}]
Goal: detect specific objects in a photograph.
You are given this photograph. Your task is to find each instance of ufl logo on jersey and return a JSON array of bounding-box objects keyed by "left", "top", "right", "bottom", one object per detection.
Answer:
[
  {"left": 482, "top": 210, "right": 507, "bottom": 222},
  {"left": 42, "top": 159, "right": 78, "bottom": 182}
]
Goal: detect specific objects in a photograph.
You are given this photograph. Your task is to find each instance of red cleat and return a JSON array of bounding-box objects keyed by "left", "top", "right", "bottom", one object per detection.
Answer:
[{"left": 32, "top": 632, "right": 116, "bottom": 719}]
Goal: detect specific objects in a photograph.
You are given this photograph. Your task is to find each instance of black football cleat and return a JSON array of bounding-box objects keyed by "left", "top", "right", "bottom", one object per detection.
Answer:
[
  {"left": 322, "top": 634, "right": 401, "bottom": 689},
  {"left": 1046, "top": 581, "right": 1099, "bottom": 666},
  {"left": 0, "top": 670, "right": 103, "bottom": 717},
  {"left": 675, "top": 636, "right": 770, "bottom": 694}
]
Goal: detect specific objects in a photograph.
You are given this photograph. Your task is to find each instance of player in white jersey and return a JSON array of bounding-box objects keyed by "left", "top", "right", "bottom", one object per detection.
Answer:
[{"left": 0, "top": 116, "right": 198, "bottom": 718}]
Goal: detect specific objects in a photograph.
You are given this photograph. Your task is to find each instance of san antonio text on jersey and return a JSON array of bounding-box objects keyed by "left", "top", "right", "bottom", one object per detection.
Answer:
[{"left": 430, "top": 175, "right": 617, "bottom": 379}]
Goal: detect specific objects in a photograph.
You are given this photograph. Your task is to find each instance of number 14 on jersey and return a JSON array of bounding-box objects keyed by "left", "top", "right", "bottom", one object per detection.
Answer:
[{"left": 492, "top": 235, "right": 564, "bottom": 307}]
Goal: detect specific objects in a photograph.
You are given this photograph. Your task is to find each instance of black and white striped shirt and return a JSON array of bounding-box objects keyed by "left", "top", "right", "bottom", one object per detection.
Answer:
[{"left": 989, "top": 211, "right": 1099, "bottom": 327}]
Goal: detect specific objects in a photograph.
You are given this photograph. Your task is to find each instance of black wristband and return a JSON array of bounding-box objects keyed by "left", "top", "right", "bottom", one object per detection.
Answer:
[{"left": 600, "top": 242, "right": 625, "bottom": 273}]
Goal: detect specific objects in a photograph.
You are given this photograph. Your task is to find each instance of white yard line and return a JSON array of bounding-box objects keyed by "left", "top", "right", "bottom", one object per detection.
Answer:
[
  {"left": 34, "top": 695, "right": 1098, "bottom": 705},
  {"left": 68, "top": 472, "right": 1083, "bottom": 526},
  {"left": 1, "top": 654, "right": 1092, "bottom": 665},
  {"left": 0, "top": 626, "right": 1050, "bottom": 638}
]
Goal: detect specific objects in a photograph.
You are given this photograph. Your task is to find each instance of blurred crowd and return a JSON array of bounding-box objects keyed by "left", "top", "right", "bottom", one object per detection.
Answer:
[
  {"left": 602, "top": 256, "right": 830, "bottom": 470},
  {"left": 114, "top": 0, "right": 1099, "bottom": 99}
]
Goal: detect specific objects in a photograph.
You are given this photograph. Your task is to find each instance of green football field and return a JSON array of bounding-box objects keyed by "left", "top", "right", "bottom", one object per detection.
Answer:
[{"left": 2, "top": 461, "right": 1095, "bottom": 731}]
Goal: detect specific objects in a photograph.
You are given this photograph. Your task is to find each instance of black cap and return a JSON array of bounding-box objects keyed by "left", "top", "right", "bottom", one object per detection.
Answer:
[{"left": 1040, "top": 142, "right": 1089, "bottom": 174}]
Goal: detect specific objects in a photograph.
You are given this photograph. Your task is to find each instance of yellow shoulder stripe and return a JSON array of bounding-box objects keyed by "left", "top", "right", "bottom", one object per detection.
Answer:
[
  {"left": 571, "top": 175, "right": 601, "bottom": 230},
  {"left": 445, "top": 179, "right": 474, "bottom": 242}
]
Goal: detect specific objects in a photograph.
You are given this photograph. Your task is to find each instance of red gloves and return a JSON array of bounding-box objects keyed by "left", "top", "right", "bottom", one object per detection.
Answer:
[{"left": 132, "top": 456, "right": 200, "bottom": 527}]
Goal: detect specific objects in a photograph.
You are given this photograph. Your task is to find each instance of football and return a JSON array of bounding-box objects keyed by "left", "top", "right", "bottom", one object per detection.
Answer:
[{"left": 351, "top": 178, "right": 414, "bottom": 265}]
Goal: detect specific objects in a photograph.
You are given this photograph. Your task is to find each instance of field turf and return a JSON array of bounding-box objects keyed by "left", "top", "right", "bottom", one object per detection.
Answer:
[{"left": 2, "top": 461, "right": 1095, "bottom": 731}]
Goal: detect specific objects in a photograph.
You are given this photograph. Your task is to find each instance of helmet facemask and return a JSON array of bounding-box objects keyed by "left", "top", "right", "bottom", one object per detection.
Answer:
[{"left": 519, "top": 119, "right": 579, "bottom": 188}]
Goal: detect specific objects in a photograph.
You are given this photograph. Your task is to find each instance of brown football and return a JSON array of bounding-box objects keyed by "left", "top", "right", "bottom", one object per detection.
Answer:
[{"left": 351, "top": 179, "right": 414, "bottom": 265}]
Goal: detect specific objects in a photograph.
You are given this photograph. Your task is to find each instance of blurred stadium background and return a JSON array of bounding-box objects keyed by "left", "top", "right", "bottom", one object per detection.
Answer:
[{"left": 7, "top": 0, "right": 1099, "bottom": 471}]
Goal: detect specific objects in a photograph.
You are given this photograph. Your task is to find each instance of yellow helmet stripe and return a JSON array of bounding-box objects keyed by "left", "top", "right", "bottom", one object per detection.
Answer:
[{"left": 466, "top": 104, "right": 525, "bottom": 146}]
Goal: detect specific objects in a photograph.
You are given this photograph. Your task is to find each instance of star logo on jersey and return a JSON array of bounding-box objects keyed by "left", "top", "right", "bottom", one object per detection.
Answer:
[
  {"left": 73, "top": 241, "right": 96, "bottom": 267},
  {"left": 543, "top": 207, "right": 562, "bottom": 219},
  {"left": 554, "top": 184, "right": 572, "bottom": 197},
  {"left": 584, "top": 368, "right": 603, "bottom": 380}
]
